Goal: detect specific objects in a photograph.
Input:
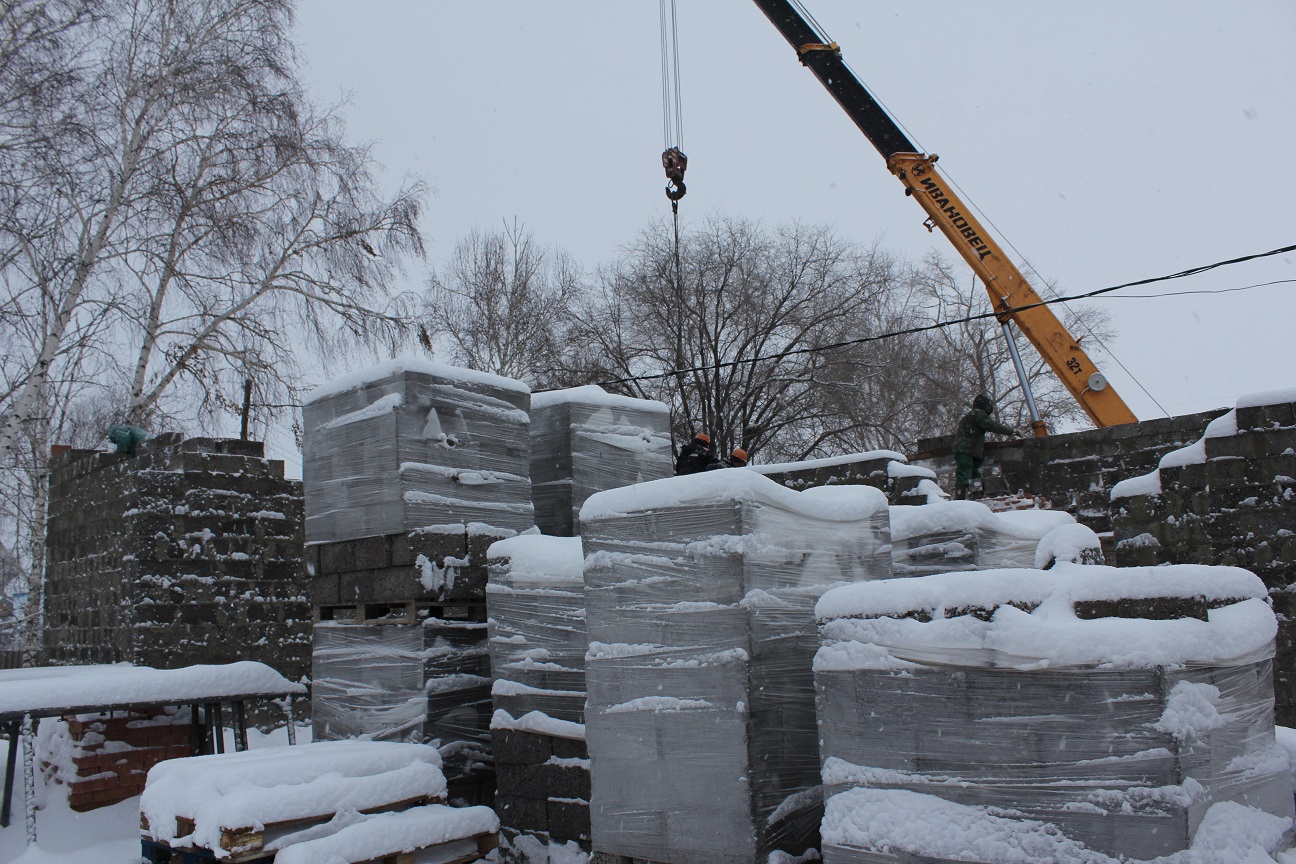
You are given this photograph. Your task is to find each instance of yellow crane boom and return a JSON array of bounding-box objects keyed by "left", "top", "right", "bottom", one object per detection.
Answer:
[{"left": 750, "top": 1, "right": 1138, "bottom": 430}]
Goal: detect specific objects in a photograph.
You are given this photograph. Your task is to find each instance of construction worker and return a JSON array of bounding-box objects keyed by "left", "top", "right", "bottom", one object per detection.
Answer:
[
  {"left": 952, "top": 394, "right": 1015, "bottom": 500},
  {"left": 675, "top": 432, "right": 716, "bottom": 475},
  {"left": 705, "top": 447, "right": 749, "bottom": 471},
  {"left": 107, "top": 424, "right": 151, "bottom": 456}
]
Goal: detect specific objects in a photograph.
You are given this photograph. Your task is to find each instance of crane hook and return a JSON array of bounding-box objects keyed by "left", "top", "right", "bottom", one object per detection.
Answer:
[{"left": 662, "top": 147, "right": 688, "bottom": 203}]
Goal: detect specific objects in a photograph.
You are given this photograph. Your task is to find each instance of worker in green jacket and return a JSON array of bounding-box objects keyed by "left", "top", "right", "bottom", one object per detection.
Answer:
[{"left": 952, "top": 393, "right": 1015, "bottom": 500}]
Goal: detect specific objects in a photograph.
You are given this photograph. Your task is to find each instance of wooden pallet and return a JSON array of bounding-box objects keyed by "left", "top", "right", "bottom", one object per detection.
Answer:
[
  {"left": 374, "top": 830, "right": 497, "bottom": 864},
  {"left": 141, "top": 831, "right": 496, "bottom": 864},
  {"left": 315, "top": 600, "right": 487, "bottom": 625},
  {"left": 143, "top": 795, "right": 437, "bottom": 862}
]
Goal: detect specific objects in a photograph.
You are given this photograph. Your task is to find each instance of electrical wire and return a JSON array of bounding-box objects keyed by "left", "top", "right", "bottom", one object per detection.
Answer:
[
  {"left": 546, "top": 242, "right": 1296, "bottom": 392},
  {"left": 1091, "top": 279, "right": 1296, "bottom": 300}
]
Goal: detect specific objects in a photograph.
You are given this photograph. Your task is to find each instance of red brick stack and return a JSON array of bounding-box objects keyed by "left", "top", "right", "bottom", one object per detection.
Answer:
[{"left": 45, "top": 708, "right": 194, "bottom": 811}]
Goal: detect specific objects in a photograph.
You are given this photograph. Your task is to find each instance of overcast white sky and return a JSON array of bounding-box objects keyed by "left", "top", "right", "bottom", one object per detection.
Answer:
[{"left": 291, "top": 0, "right": 1296, "bottom": 425}]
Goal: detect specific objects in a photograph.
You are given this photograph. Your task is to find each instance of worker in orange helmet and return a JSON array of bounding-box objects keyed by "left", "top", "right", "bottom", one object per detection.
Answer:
[
  {"left": 705, "top": 447, "right": 749, "bottom": 470},
  {"left": 675, "top": 432, "right": 716, "bottom": 475}
]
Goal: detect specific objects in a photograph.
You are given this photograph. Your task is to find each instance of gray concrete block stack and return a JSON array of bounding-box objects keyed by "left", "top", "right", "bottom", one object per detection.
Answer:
[
  {"left": 302, "top": 358, "right": 533, "bottom": 786},
  {"left": 303, "top": 358, "right": 533, "bottom": 541},
  {"left": 813, "top": 564, "right": 1293, "bottom": 863},
  {"left": 754, "top": 450, "right": 939, "bottom": 505},
  {"left": 486, "top": 535, "right": 590, "bottom": 857},
  {"left": 311, "top": 619, "right": 491, "bottom": 760},
  {"left": 580, "top": 472, "right": 892, "bottom": 864},
  {"left": 1111, "top": 388, "right": 1296, "bottom": 724},
  {"left": 529, "top": 386, "right": 673, "bottom": 537},
  {"left": 43, "top": 437, "right": 310, "bottom": 719}
]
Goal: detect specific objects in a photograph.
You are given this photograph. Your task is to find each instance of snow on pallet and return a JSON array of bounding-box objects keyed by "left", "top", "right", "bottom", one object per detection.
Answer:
[
  {"left": 274, "top": 805, "right": 498, "bottom": 864},
  {"left": 139, "top": 740, "right": 478, "bottom": 862}
]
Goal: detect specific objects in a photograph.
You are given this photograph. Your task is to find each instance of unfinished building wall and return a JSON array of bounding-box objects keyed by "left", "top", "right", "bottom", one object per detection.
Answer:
[
  {"left": 754, "top": 450, "right": 937, "bottom": 505},
  {"left": 1112, "top": 390, "right": 1296, "bottom": 724},
  {"left": 43, "top": 438, "right": 310, "bottom": 698},
  {"left": 912, "top": 409, "right": 1223, "bottom": 534}
]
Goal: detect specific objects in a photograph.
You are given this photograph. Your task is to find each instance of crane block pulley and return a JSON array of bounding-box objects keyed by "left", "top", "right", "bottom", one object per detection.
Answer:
[{"left": 662, "top": 147, "right": 688, "bottom": 203}]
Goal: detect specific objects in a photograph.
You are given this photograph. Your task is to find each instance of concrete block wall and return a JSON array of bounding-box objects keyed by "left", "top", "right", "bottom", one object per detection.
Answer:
[
  {"left": 43, "top": 438, "right": 310, "bottom": 705},
  {"left": 755, "top": 453, "right": 932, "bottom": 504},
  {"left": 1112, "top": 395, "right": 1296, "bottom": 722},
  {"left": 913, "top": 410, "right": 1224, "bottom": 535}
]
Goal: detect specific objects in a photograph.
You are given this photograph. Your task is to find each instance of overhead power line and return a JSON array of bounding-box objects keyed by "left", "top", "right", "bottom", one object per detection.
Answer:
[{"left": 555, "top": 242, "right": 1296, "bottom": 392}]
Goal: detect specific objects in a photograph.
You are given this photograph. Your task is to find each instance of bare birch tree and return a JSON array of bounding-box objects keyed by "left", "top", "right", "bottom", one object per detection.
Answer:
[
  {"left": 423, "top": 220, "right": 582, "bottom": 384},
  {"left": 0, "top": 0, "right": 426, "bottom": 651}
]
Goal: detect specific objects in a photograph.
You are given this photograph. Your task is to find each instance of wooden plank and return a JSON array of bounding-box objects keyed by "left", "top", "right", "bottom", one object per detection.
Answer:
[
  {"left": 367, "top": 831, "right": 497, "bottom": 864},
  {"left": 212, "top": 794, "right": 439, "bottom": 859}
]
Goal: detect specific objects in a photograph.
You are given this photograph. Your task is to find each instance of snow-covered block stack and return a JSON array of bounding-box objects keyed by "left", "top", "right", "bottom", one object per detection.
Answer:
[
  {"left": 1111, "top": 387, "right": 1296, "bottom": 725},
  {"left": 814, "top": 564, "right": 1294, "bottom": 863},
  {"left": 312, "top": 619, "right": 492, "bottom": 775},
  {"left": 488, "top": 536, "right": 588, "bottom": 723},
  {"left": 303, "top": 357, "right": 533, "bottom": 543},
  {"left": 40, "top": 707, "right": 193, "bottom": 811},
  {"left": 529, "top": 386, "right": 673, "bottom": 537},
  {"left": 42, "top": 438, "right": 310, "bottom": 714},
  {"left": 889, "top": 500, "right": 1102, "bottom": 576},
  {"left": 753, "top": 449, "right": 939, "bottom": 505},
  {"left": 580, "top": 471, "right": 892, "bottom": 864},
  {"left": 487, "top": 535, "right": 592, "bottom": 854},
  {"left": 140, "top": 740, "right": 498, "bottom": 862}
]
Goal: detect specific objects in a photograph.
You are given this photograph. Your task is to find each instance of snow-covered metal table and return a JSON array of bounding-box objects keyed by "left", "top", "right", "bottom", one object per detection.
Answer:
[{"left": 0, "top": 661, "right": 306, "bottom": 844}]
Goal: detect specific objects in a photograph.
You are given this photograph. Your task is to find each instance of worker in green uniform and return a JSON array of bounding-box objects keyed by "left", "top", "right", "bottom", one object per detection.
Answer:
[
  {"left": 107, "top": 424, "right": 151, "bottom": 455},
  {"left": 952, "top": 393, "right": 1015, "bottom": 500}
]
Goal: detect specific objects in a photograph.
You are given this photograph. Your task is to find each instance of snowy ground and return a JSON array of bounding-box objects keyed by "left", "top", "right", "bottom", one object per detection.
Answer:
[
  {"left": 0, "top": 724, "right": 309, "bottom": 864},
  {"left": 4, "top": 723, "right": 1296, "bottom": 862}
]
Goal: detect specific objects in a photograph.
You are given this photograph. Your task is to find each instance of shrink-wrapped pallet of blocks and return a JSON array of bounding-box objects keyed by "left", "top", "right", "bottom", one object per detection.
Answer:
[
  {"left": 302, "top": 357, "right": 533, "bottom": 543},
  {"left": 888, "top": 500, "right": 1103, "bottom": 576},
  {"left": 580, "top": 471, "right": 893, "bottom": 864},
  {"left": 813, "top": 564, "right": 1296, "bottom": 863},
  {"left": 311, "top": 618, "right": 493, "bottom": 778},
  {"left": 529, "top": 386, "right": 673, "bottom": 536},
  {"left": 487, "top": 535, "right": 592, "bottom": 859}
]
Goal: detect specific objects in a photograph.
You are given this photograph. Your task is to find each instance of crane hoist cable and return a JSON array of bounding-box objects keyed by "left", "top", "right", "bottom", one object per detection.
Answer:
[
  {"left": 659, "top": 0, "right": 687, "bottom": 325},
  {"left": 659, "top": 0, "right": 687, "bottom": 212}
]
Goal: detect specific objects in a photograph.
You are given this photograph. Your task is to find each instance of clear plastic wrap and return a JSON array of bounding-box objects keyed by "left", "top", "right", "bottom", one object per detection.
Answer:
[
  {"left": 814, "top": 565, "right": 1294, "bottom": 863},
  {"left": 303, "top": 360, "right": 534, "bottom": 543},
  {"left": 486, "top": 535, "right": 588, "bottom": 724},
  {"left": 530, "top": 387, "right": 673, "bottom": 537},
  {"left": 888, "top": 501, "right": 1080, "bottom": 576},
  {"left": 311, "top": 620, "right": 492, "bottom": 776},
  {"left": 579, "top": 472, "right": 892, "bottom": 864}
]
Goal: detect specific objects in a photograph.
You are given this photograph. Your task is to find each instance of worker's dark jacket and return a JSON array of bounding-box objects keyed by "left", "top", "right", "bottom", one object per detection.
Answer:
[
  {"left": 675, "top": 441, "right": 714, "bottom": 475},
  {"left": 953, "top": 396, "right": 1014, "bottom": 459}
]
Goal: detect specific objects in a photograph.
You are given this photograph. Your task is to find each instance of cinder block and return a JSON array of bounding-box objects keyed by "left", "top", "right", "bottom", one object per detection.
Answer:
[{"left": 493, "top": 728, "right": 554, "bottom": 765}]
